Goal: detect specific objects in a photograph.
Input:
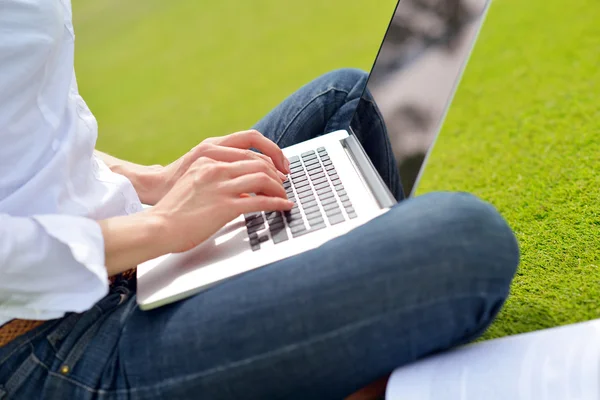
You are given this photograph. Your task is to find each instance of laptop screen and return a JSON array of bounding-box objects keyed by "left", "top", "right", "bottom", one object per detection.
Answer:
[{"left": 349, "top": 0, "right": 492, "bottom": 200}]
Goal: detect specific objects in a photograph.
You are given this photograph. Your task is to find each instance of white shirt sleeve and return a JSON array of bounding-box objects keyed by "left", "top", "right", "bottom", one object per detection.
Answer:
[
  {"left": 0, "top": 214, "right": 108, "bottom": 323},
  {"left": 0, "top": 0, "right": 113, "bottom": 325}
]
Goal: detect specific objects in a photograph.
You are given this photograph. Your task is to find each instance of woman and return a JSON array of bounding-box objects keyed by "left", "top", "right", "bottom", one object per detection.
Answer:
[{"left": 0, "top": 0, "right": 519, "bottom": 399}]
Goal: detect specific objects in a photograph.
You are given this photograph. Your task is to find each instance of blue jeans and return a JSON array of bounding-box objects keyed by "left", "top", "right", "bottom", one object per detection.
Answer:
[{"left": 0, "top": 69, "right": 519, "bottom": 400}]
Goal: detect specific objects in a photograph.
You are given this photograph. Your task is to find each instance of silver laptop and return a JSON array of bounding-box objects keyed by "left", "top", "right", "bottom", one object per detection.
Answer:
[{"left": 137, "top": 0, "right": 492, "bottom": 310}]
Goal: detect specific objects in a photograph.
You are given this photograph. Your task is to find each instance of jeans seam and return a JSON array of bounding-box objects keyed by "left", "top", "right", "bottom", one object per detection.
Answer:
[
  {"left": 274, "top": 87, "right": 350, "bottom": 146},
  {"left": 52, "top": 289, "right": 504, "bottom": 396},
  {"left": 360, "top": 95, "right": 395, "bottom": 191}
]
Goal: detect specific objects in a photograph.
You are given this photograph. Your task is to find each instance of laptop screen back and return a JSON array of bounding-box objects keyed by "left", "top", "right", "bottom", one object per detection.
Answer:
[{"left": 350, "top": 0, "right": 492, "bottom": 199}]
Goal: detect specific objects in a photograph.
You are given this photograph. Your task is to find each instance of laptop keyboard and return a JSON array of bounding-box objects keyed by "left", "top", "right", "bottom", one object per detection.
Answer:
[{"left": 244, "top": 146, "right": 357, "bottom": 251}]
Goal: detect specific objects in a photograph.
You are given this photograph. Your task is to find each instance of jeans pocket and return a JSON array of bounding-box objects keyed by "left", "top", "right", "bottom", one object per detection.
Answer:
[{"left": 46, "top": 286, "right": 130, "bottom": 374}]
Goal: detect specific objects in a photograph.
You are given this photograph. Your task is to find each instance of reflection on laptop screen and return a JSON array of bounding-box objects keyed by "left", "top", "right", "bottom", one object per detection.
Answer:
[{"left": 350, "top": 0, "right": 491, "bottom": 199}]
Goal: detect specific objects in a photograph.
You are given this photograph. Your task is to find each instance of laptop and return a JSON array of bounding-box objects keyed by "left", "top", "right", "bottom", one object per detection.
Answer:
[{"left": 137, "top": 0, "right": 492, "bottom": 310}]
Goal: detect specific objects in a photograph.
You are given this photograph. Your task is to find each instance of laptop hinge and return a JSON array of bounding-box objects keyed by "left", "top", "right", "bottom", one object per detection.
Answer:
[{"left": 341, "top": 131, "right": 397, "bottom": 209}]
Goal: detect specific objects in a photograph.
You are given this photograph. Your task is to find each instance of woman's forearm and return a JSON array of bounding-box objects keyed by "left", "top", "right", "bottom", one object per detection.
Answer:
[{"left": 98, "top": 211, "right": 169, "bottom": 277}]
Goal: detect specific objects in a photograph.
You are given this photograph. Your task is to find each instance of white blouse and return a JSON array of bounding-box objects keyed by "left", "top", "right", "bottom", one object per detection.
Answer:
[{"left": 0, "top": 0, "right": 143, "bottom": 327}]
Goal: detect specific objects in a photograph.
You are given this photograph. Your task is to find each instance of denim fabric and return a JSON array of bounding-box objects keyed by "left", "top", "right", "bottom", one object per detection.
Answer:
[{"left": 0, "top": 69, "right": 519, "bottom": 400}]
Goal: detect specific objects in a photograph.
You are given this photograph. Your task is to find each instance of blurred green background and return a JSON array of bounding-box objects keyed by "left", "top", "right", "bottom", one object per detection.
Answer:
[
  {"left": 73, "top": 0, "right": 397, "bottom": 164},
  {"left": 74, "top": 0, "right": 599, "bottom": 340}
]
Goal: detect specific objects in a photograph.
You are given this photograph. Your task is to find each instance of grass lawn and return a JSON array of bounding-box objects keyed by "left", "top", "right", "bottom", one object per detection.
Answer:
[
  {"left": 417, "top": 0, "right": 600, "bottom": 338},
  {"left": 74, "top": 0, "right": 599, "bottom": 340},
  {"left": 73, "top": 0, "right": 397, "bottom": 164}
]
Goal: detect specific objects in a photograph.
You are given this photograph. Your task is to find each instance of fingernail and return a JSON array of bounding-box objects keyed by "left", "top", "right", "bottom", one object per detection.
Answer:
[
  {"left": 277, "top": 171, "right": 287, "bottom": 181},
  {"left": 283, "top": 156, "right": 290, "bottom": 173}
]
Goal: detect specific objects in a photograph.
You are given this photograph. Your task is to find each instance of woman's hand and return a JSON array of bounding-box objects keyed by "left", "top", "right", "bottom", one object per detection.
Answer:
[
  {"left": 139, "top": 130, "right": 290, "bottom": 205},
  {"left": 149, "top": 156, "right": 294, "bottom": 254},
  {"left": 100, "top": 154, "right": 293, "bottom": 275}
]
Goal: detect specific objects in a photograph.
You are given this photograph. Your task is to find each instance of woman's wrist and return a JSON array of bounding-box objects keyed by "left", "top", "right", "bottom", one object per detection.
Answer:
[
  {"left": 99, "top": 211, "right": 170, "bottom": 276},
  {"left": 94, "top": 150, "right": 167, "bottom": 205},
  {"left": 115, "top": 163, "right": 166, "bottom": 205}
]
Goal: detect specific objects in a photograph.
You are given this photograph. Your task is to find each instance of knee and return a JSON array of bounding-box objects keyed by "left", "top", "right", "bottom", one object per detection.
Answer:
[
  {"left": 392, "top": 191, "right": 520, "bottom": 288},
  {"left": 431, "top": 192, "right": 519, "bottom": 285},
  {"left": 319, "top": 68, "right": 368, "bottom": 95}
]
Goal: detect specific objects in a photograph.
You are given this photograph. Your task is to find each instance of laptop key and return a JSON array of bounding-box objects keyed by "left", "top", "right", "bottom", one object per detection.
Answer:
[
  {"left": 317, "top": 147, "right": 326, "bottom": 153},
  {"left": 306, "top": 163, "right": 323, "bottom": 173},
  {"left": 319, "top": 155, "right": 330, "bottom": 162},
  {"left": 251, "top": 244, "right": 261, "bottom": 251},
  {"left": 339, "top": 195, "right": 349, "bottom": 202},
  {"left": 301, "top": 200, "right": 317, "bottom": 210},
  {"left": 329, "top": 173, "right": 339, "bottom": 180},
  {"left": 258, "top": 235, "right": 269, "bottom": 243},
  {"left": 319, "top": 191, "right": 335, "bottom": 201},
  {"left": 316, "top": 187, "right": 332, "bottom": 196},
  {"left": 248, "top": 232, "right": 258, "bottom": 240},
  {"left": 308, "top": 216, "right": 324, "bottom": 226},
  {"left": 313, "top": 181, "right": 330, "bottom": 191},
  {"left": 296, "top": 184, "right": 312, "bottom": 194},
  {"left": 323, "top": 201, "right": 339, "bottom": 212},
  {"left": 337, "top": 189, "right": 347, "bottom": 197},
  {"left": 291, "top": 224, "right": 307, "bottom": 234},
  {"left": 309, "top": 172, "right": 325, "bottom": 181},
  {"left": 325, "top": 164, "right": 336, "bottom": 171},
  {"left": 244, "top": 212, "right": 261, "bottom": 222},
  {"left": 302, "top": 153, "right": 317, "bottom": 162},
  {"left": 300, "top": 192, "right": 315, "bottom": 201},
  {"left": 298, "top": 190, "right": 314, "bottom": 200},
  {"left": 301, "top": 150, "right": 315, "bottom": 158},
  {"left": 341, "top": 200, "right": 352, "bottom": 208},
  {"left": 312, "top": 176, "right": 328, "bottom": 186},
  {"left": 292, "top": 175, "right": 309, "bottom": 184},
  {"left": 288, "top": 218, "right": 305, "bottom": 227},
  {"left": 290, "top": 205, "right": 301, "bottom": 213},
  {"left": 347, "top": 211, "right": 357, "bottom": 219},
  {"left": 294, "top": 179, "right": 311, "bottom": 189},
  {"left": 247, "top": 216, "right": 265, "bottom": 228},
  {"left": 321, "top": 196, "right": 337, "bottom": 206},
  {"left": 271, "top": 227, "right": 289, "bottom": 244},
  {"left": 303, "top": 204, "right": 320, "bottom": 215},
  {"left": 322, "top": 160, "right": 332, "bottom": 166},
  {"left": 303, "top": 158, "right": 320, "bottom": 167},
  {"left": 247, "top": 223, "right": 265, "bottom": 234},
  {"left": 326, "top": 207, "right": 342, "bottom": 217},
  {"left": 269, "top": 219, "right": 285, "bottom": 229},
  {"left": 288, "top": 155, "right": 300, "bottom": 163},
  {"left": 291, "top": 170, "right": 306, "bottom": 179},
  {"left": 310, "top": 223, "right": 326, "bottom": 232},
  {"left": 328, "top": 213, "right": 345, "bottom": 225}
]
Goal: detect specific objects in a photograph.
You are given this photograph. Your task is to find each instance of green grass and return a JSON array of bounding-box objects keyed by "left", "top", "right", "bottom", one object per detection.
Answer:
[
  {"left": 73, "top": 0, "right": 397, "bottom": 164},
  {"left": 416, "top": 0, "right": 600, "bottom": 338},
  {"left": 74, "top": 0, "right": 600, "bottom": 340}
]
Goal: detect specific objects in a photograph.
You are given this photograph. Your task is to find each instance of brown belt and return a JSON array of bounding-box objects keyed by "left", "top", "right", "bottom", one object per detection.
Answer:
[
  {"left": 0, "top": 269, "right": 136, "bottom": 348},
  {"left": 0, "top": 319, "right": 46, "bottom": 348}
]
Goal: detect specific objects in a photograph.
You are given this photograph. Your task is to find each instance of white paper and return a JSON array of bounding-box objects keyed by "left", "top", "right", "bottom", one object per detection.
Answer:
[{"left": 386, "top": 319, "right": 600, "bottom": 400}]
